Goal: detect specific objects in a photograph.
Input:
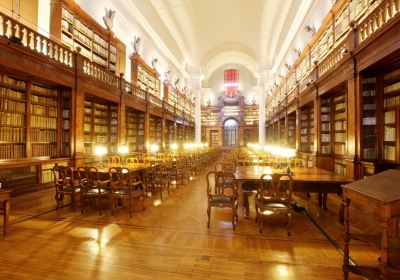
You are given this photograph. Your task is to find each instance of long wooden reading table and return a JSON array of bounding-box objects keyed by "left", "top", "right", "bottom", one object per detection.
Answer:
[{"left": 234, "top": 166, "right": 351, "bottom": 216}]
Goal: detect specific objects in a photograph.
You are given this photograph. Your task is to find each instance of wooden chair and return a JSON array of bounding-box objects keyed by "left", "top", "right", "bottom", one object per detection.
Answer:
[
  {"left": 256, "top": 173, "right": 294, "bottom": 235},
  {"left": 215, "top": 162, "right": 236, "bottom": 173},
  {"left": 53, "top": 166, "right": 80, "bottom": 211},
  {"left": 206, "top": 171, "right": 239, "bottom": 230},
  {"left": 144, "top": 163, "right": 170, "bottom": 199},
  {"left": 125, "top": 157, "right": 139, "bottom": 165},
  {"left": 108, "top": 155, "right": 121, "bottom": 165},
  {"left": 109, "top": 167, "right": 145, "bottom": 218},
  {"left": 77, "top": 166, "right": 111, "bottom": 215}
]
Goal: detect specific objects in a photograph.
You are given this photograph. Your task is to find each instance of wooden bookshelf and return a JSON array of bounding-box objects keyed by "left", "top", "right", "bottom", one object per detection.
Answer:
[
  {"left": 50, "top": 0, "right": 125, "bottom": 73},
  {"left": 273, "top": 121, "right": 279, "bottom": 144},
  {"left": 279, "top": 117, "right": 285, "bottom": 145},
  {"left": 361, "top": 75, "right": 378, "bottom": 161},
  {"left": 83, "top": 98, "right": 118, "bottom": 160},
  {"left": 30, "top": 84, "right": 58, "bottom": 158},
  {"left": 210, "top": 130, "right": 219, "bottom": 147},
  {"left": 287, "top": 113, "right": 296, "bottom": 148},
  {"left": 244, "top": 130, "right": 253, "bottom": 145},
  {"left": 383, "top": 68, "right": 400, "bottom": 162},
  {"left": 176, "top": 123, "right": 184, "bottom": 144},
  {"left": 300, "top": 105, "right": 314, "bottom": 152},
  {"left": 131, "top": 54, "right": 160, "bottom": 97},
  {"left": 333, "top": 91, "right": 346, "bottom": 156},
  {"left": 243, "top": 106, "right": 259, "bottom": 125},
  {"left": 149, "top": 116, "right": 162, "bottom": 146},
  {"left": 126, "top": 109, "right": 145, "bottom": 152},
  {"left": 0, "top": 74, "right": 27, "bottom": 159},
  {"left": 165, "top": 120, "right": 174, "bottom": 150},
  {"left": 320, "top": 96, "right": 331, "bottom": 155},
  {"left": 61, "top": 90, "right": 71, "bottom": 157}
]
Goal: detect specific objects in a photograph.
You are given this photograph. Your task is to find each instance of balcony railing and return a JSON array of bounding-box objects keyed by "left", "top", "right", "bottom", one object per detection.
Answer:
[
  {"left": 0, "top": 12, "right": 73, "bottom": 67},
  {"left": 81, "top": 59, "right": 119, "bottom": 88}
]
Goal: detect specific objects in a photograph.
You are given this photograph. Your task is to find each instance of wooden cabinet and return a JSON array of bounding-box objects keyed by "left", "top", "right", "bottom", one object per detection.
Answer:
[{"left": 165, "top": 120, "right": 174, "bottom": 149}]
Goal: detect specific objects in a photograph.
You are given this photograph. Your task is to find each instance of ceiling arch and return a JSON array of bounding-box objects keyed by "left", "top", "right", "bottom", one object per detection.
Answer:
[{"left": 202, "top": 42, "right": 259, "bottom": 85}]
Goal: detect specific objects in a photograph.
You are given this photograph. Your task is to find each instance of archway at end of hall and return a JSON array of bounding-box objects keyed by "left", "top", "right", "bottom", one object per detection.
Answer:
[{"left": 223, "top": 119, "right": 239, "bottom": 147}]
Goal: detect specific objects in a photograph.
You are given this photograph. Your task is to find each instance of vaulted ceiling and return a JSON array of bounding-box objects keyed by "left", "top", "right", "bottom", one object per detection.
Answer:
[{"left": 146, "top": 0, "right": 328, "bottom": 81}]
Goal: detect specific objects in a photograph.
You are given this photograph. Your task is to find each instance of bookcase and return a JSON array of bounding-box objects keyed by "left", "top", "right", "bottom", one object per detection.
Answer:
[
  {"left": 287, "top": 113, "right": 296, "bottom": 148},
  {"left": 279, "top": 117, "right": 285, "bottom": 144},
  {"left": 359, "top": 67, "right": 400, "bottom": 177},
  {"left": 126, "top": 109, "right": 145, "bottom": 152},
  {"left": 273, "top": 121, "right": 279, "bottom": 143},
  {"left": 165, "top": 120, "right": 174, "bottom": 150},
  {"left": 300, "top": 105, "right": 314, "bottom": 152},
  {"left": 243, "top": 106, "right": 259, "bottom": 125},
  {"left": 320, "top": 96, "right": 331, "bottom": 155},
  {"left": 383, "top": 68, "right": 400, "bottom": 162},
  {"left": 50, "top": 0, "right": 123, "bottom": 73},
  {"left": 0, "top": 73, "right": 71, "bottom": 160},
  {"left": 184, "top": 125, "right": 191, "bottom": 142},
  {"left": 177, "top": 123, "right": 184, "bottom": 144},
  {"left": 131, "top": 54, "right": 160, "bottom": 97},
  {"left": 83, "top": 98, "right": 118, "bottom": 159},
  {"left": 333, "top": 91, "right": 346, "bottom": 156},
  {"left": 0, "top": 74, "right": 27, "bottom": 159},
  {"left": 361, "top": 75, "right": 378, "bottom": 161},
  {"left": 149, "top": 116, "right": 162, "bottom": 146},
  {"left": 210, "top": 130, "right": 219, "bottom": 147},
  {"left": 244, "top": 130, "right": 253, "bottom": 145},
  {"left": 30, "top": 84, "right": 58, "bottom": 158}
]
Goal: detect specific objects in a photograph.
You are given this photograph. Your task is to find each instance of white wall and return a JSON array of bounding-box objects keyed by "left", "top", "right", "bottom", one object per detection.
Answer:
[{"left": 205, "top": 64, "right": 257, "bottom": 106}]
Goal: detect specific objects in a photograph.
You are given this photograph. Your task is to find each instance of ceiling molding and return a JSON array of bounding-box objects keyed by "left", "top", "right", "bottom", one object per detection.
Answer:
[{"left": 116, "top": 0, "right": 188, "bottom": 77}]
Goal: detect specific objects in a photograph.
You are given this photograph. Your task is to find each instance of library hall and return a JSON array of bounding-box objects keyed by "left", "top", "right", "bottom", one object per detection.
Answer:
[{"left": 1, "top": 0, "right": 400, "bottom": 279}]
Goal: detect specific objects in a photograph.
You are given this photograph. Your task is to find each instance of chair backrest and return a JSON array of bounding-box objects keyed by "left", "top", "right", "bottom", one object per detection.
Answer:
[
  {"left": 125, "top": 157, "right": 139, "bottom": 165},
  {"left": 206, "top": 171, "right": 238, "bottom": 199},
  {"left": 108, "top": 156, "right": 121, "bottom": 165},
  {"left": 53, "top": 166, "right": 69, "bottom": 191},
  {"left": 215, "top": 162, "right": 236, "bottom": 173},
  {"left": 77, "top": 166, "right": 100, "bottom": 190},
  {"left": 259, "top": 173, "right": 294, "bottom": 203},
  {"left": 109, "top": 167, "right": 130, "bottom": 190}
]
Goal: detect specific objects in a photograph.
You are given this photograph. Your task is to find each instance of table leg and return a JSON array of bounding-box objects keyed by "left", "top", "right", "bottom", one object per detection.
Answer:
[
  {"left": 343, "top": 198, "right": 350, "bottom": 280},
  {"left": 317, "top": 193, "right": 328, "bottom": 210},
  {"left": 379, "top": 217, "right": 390, "bottom": 276},
  {"left": 3, "top": 199, "right": 9, "bottom": 236},
  {"left": 243, "top": 192, "right": 250, "bottom": 218}
]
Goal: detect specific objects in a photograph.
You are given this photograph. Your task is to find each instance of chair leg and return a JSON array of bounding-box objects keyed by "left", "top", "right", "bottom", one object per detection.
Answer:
[
  {"left": 207, "top": 204, "right": 211, "bottom": 228},
  {"left": 287, "top": 212, "right": 292, "bottom": 236},
  {"left": 129, "top": 196, "right": 132, "bottom": 218},
  {"left": 99, "top": 196, "right": 102, "bottom": 216},
  {"left": 81, "top": 196, "right": 85, "bottom": 214},
  {"left": 55, "top": 193, "right": 60, "bottom": 210},
  {"left": 71, "top": 194, "right": 76, "bottom": 211},
  {"left": 259, "top": 215, "right": 263, "bottom": 234},
  {"left": 141, "top": 196, "right": 145, "bottom": 211}
]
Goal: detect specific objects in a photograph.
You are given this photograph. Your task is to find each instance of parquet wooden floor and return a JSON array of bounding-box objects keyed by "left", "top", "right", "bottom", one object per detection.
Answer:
[{"left": 0, "top": 163, "right": 378, "bottom": 279}]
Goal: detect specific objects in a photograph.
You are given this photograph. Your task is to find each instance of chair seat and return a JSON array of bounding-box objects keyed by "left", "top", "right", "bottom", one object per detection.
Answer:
[
  {"left": 260, "top": 201, "right": 289, "bottom": 209},
  {"left": 210, "top": 196, "right": 233, "bottom": 206},
  {"left": 132, "top": 190, "right": 144, "bottom": 198},
  {"left": 85, "top": 188, "right": 109, "bottom": 195},
  {"left": 114, "top": 189, "right": 129, "bottom": 196},
  {"left": 60, "top": 187, "right": 80, "bottom": 193}
]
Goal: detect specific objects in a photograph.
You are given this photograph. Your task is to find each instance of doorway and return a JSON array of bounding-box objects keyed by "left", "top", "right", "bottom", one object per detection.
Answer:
[{"left": 223, "top": 119, "right": 239, "bottom": 146}]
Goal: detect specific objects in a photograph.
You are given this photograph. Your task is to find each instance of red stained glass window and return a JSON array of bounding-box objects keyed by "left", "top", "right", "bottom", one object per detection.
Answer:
[{"left": 224, "top": 69, "right": 239, "bottom": 97}]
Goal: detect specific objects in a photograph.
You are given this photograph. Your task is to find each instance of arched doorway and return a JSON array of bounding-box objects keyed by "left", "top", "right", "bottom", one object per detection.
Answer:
[{"left": 223, "top": 119, "right": 239, "bottom": 146}]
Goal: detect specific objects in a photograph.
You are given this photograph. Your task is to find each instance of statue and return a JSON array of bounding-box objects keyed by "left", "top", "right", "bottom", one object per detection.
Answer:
[
  {"left": 164, "top": 70, "right": 170, "bottom": 81},
  {"left": 173, "top": 78, "right": 180, "bottom": 88},
  {"left": 132, "top": 36, "right": 142, "bottom": 54},
  {"left": 151, "top": 57, "right": 158, "bottom": 69},
  {"left": 103, "top": 9, "right": 116, "bottom": 31}
]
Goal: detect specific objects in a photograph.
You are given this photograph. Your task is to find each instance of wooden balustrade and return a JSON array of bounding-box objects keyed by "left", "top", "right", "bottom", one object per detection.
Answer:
[
  {"left": 0, "top": 12, "right": 73, "bottom": 67},
  {"left": 81, "top": 59, "right": 119, "bottom": 88},
  {"left": 148, "top": 94, "right": 162, "bottom": 108}
]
